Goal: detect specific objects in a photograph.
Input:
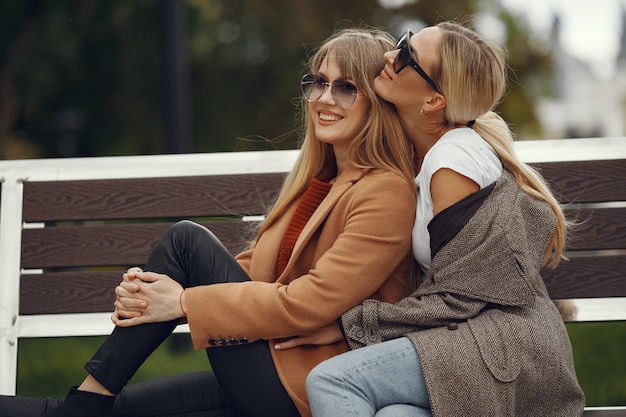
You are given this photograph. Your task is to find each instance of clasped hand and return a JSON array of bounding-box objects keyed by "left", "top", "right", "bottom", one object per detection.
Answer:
[{"left": 112, "top": 267, "right": 184, "bottom": 327}]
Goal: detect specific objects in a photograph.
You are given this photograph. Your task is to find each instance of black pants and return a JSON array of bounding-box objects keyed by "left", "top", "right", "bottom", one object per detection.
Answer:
[{"left": 0, "top": 221, "right": 299, "bottom": 417}]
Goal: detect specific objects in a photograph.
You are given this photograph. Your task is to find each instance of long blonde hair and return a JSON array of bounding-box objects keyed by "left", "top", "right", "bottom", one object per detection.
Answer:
[
  {"left": 432, "top": 21, "right": 567, "bottom": 268},
  {"left": 255, "top": 27, "right": 415, "bottom": 239}
]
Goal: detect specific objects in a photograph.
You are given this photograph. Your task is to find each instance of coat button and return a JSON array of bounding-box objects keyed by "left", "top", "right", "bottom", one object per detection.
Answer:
[
  {"left": 356, "top": 331, "right": 364, "bottom": 338},
  {"left": 209, "top": 338, "right": 218, "bottom": 346},
  {"left": 447, "top": 322, "right": 458, "bottom": 330},
  {"left": 369, "top": 335, "right": 377, "bottom": 342}
]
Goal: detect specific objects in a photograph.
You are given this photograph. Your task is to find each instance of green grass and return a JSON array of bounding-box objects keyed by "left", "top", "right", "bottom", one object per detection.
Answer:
[
  {"left": 566, "top": 321, "right": 626, "bottom": 406},
  {"left": 16, "top": 334, "right": 209, "bottom": 398},
  {"left": 15, "top": 322, "right": 626, "bottom": 406}
]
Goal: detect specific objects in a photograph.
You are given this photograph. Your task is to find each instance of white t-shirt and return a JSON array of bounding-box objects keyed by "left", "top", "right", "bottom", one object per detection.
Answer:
[{"left": 412, "top": 128, "right": 503, "bottom": 273}]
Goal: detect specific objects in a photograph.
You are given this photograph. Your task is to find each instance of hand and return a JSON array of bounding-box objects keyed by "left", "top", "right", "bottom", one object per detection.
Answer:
[
  {"left": 273, "top": 322, "right": 344, "bottom": 350},
  {"left": 112, "top": 268, "right": 146, "bottom": 321},
  {"left": 112, "top": 268, "right": 184, "bottom": 327}
]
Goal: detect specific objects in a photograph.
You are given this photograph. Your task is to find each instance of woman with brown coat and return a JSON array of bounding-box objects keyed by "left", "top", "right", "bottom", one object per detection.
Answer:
[{"left": 0, "top": 28, "right": 417, "bottom": 417}]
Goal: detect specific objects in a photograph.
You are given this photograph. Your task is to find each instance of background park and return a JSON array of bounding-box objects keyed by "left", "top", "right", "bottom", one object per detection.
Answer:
[{"left": 2, "top": 0, "right": 625, "bottom": 407}]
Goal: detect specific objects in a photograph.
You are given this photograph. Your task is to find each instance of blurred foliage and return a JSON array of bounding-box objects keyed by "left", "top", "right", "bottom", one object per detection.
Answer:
[
  {"left": 1, "top": 0, "right": 552, "bottom": 159},
  {"left": 15, "top": 322, "right": 626, "bottom": 407},
  {"left": 566, "top": 321, "right": 626, "bottom": 406}
]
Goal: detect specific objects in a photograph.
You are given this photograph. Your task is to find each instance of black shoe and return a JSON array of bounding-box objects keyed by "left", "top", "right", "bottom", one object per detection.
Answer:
[{"left": 43, "top": 387, "right": 114, "bottom": 417}]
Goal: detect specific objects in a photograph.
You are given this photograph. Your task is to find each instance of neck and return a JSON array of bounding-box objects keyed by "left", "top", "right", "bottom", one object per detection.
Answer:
[
  {"left": 399, "top": 111, "right": 456, "bottom": 171},
  {"left": 333, "top": 145, "right": 350, "bottom": 178}
]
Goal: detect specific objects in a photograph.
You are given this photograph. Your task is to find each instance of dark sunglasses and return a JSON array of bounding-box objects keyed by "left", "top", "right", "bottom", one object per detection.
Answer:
[
  {"left": 301, "top": 74, "right": 360, "bottom": 108},
  {"left": 393, "top": 29, "right": 441, "bottom": 94}
]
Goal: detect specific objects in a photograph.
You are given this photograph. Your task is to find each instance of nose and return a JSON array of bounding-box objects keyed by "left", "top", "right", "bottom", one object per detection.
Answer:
[
  {"left": 384, "top": 49, "right": 399, "bottom": 66},
  {"left": 317, "top": 83, "right": 336, "bottom": 104}
]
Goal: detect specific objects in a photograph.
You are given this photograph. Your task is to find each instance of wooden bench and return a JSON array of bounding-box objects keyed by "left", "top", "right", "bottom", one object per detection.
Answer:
[{"left": 1, "top": 137, "right": 625, "bottom": 415}]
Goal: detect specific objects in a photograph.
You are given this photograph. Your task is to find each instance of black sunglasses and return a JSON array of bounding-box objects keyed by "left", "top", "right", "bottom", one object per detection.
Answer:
[
  {"left": 393, "top": 29, "right": 441, "bottom": 94},
  {"left": 301, "top": 74, "right": 360, "bottom": 108}
]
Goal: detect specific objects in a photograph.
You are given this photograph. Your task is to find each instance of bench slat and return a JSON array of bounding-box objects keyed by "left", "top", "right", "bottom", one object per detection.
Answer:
[
  {"left": 21, "top": 208, "right": 625, "bottom": 269},
  {"left": 20, "top": 255, "right": 626, "bottom": 315},
  {"left": 21, "top": 221, "right": 255, "bottom": 269},
  {"left": 564, "top": 207, "right": 626, "bottom": 251},
  {"left": 531, "top": 160, "right": 626, "bottom": 203},
  {"left": 20, "top": 271, "right": 120, "bottom": 314},
  {"left": 542, "top": 254, "right": 626, "bottom": 298},
  {"left": 21, "top": 173, "right": 285, "bottom": 222}
]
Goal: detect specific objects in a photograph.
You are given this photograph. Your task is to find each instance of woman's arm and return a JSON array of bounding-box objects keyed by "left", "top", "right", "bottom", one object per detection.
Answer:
[
  {"left": 111, "top": 171, "right": 416, "bottom": 349},
  {"left": 274, "top": 292, "right": 487, "bottom": 350},
  {"left": 430, "top": 168, "right": 479, "bottom": 216},
  {"left": 340, "top": 293, "right": 487, "bottom": 349},
  {"left": 183, "top": 174, "right": 416, "bottom": 349}
]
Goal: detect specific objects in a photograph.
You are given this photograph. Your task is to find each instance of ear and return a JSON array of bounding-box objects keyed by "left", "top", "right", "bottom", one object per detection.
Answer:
[{"left": 422, "top": 92, "right": 446, "bottom": 113}]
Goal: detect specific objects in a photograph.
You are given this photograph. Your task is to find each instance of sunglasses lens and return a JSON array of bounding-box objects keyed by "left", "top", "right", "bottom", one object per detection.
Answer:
[
  {"left": 394, "top": 29, "right": 417, "bottom": 75},
  {"left": 394, "top": 37, "right": 411, "bottom": 74},
  {"left": 301, "top": 74, "right": 323, "bottom": 102},
  {"left": 332, "top": 81, "right": 358, "bottom": 107}
]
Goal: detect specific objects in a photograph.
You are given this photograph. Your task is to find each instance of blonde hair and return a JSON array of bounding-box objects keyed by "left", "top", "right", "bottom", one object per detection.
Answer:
[
  {"left": 432, "top": 21, "right": 567, "bottom": 268},
  {"left": 255, "top": 27, "right": 415, "bottom": 239}
]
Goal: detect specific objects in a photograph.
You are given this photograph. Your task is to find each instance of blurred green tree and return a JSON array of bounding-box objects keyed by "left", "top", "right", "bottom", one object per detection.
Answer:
[{"left": 1, "top": 0, "right": 552, "bottom": 159}]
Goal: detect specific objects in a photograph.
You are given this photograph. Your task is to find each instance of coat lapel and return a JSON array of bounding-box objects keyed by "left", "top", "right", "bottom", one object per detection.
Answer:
[{"left": 276, "top": 164, "right": 367, "bottom": 283}]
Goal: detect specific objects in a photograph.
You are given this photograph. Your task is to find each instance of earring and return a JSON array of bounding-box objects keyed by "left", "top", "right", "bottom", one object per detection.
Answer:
[{"left": 420, "top": 108, "right": 428, "bottom": 117}]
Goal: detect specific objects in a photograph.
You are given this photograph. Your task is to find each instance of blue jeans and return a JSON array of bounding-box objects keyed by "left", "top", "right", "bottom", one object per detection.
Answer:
[{"left": 306, "top": 337, "right": 432, "bottom": 417}]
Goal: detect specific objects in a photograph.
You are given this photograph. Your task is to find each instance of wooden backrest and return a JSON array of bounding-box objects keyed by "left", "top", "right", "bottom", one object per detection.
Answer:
[
  {"left": 533, "top": 159, "right": 626, "bottom": 300},
  {"left": 19, "top": 173, "right": 285, "bottom": 315},
  {"left": 13, "top": 143, "right": 626, "bottom": 319}
]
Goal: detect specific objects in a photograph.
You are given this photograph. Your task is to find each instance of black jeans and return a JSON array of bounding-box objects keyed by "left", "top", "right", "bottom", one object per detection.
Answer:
[
  {"left": 0, "top": 221, "right": 299, "bottom": 417},
  {"left": 0, "top": 371, "right": 233, "bottom": 417}
]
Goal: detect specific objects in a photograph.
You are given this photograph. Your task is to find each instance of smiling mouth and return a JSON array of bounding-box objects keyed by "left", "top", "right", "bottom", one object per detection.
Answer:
[{"left": 319, "top": 113, "right": 342, "bottom": 122}]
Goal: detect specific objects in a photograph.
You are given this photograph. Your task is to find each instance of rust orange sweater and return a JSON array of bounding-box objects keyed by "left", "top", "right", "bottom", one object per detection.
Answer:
[{"left": 276, "top": 178, "right": 332, "bottom": 277}]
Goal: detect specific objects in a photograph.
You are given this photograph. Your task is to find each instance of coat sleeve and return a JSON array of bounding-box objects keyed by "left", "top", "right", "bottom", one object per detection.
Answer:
[
  {"left": 234, "top": 243, "right": 255, "bottom": 275},
  {"left": 341, "top": 292, "right": 487, "bottom": 349},
  {"left": 185, "top": 173, "right": 416, "bottom": 349}
]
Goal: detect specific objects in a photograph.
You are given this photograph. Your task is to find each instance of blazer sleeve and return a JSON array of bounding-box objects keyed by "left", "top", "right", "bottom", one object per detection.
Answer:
[
  {"left": 184, "top": 172, "right": 416, "bottom": 349},
  {"left": 234, "top": 244, "right": 255, "bottom": 275}
]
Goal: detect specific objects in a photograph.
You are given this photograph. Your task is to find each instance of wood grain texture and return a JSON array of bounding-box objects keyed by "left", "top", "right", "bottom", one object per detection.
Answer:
[
  {"left": 21, "top": 221, "right": 255, "bottom": 269},
  {"left": 564, "top": 208, "right": 626, "bottom": 251},
  {"left": 20, "top": 271, "right": 120, "bottom": 314},
  {"left": 21, "top": 173, "right": 286, "bottom": 222},
  {"left": 541, "top": 255, "right": 626, "bottom": 299},
  {"left": 531, "top": 159, "right": 626, "bottom": 203},
  {"left": 19, "top": 255, "right": 626, "bottom": 315}
]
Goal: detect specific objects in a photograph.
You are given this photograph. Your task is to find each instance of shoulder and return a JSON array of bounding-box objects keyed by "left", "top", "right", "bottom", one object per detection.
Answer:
[
  {"left": 357, "top": 169, "right": 415, "bottom": 191},
  {"left": 426, "top": 129, "right": 490, "bottom": 163},
  {"left": 423, "top": 129, "right": 502, "bottom": 186},
  {"left": 352, "top": 169, "right": 417, "bottom": 206}
]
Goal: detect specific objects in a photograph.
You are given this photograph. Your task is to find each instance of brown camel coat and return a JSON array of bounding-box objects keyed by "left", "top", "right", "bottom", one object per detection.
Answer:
[{"left": 185, "top": 163, "right": 416, "bottom": 416}]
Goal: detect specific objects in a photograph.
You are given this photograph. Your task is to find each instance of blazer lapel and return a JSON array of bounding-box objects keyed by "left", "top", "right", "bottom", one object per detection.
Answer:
[{"left": 276, "top": 164, "right": 367, "bottom": 283}]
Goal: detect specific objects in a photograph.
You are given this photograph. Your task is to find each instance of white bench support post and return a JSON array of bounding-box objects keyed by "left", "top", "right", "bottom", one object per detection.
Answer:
[{"left": 0, "top": 174, "right": 24, "bottom": 395}]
